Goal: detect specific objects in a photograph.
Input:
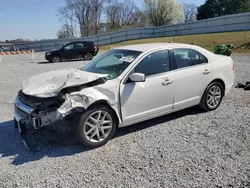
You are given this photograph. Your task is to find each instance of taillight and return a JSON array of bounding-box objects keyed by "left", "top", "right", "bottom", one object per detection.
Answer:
[{"left": 232, "top": 64, "right": 235, "bottom": 71}]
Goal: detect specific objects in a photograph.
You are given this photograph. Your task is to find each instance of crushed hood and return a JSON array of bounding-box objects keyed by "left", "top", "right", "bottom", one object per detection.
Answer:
[{"left": 21, "top": 68, "right": 108, "bottom": 98}]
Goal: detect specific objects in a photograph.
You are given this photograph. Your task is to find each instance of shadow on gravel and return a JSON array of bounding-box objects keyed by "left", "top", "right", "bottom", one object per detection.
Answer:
[
  {"left": 0, "top": 106, "right": 204, "bottom": 166},
  {"left": 0, "top": 120, "right": 85, "bottom": 166},
  {"left": 116, "top": 106, "right": 204, "bottom": 137}
]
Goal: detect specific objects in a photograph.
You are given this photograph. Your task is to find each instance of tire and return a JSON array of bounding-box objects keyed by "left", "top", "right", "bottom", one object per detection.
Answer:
[
  {"left": 51, "top": 56, "right": 61, "bottom": 63},
  {"left": 199, "top": 82, "right": 224, "bottom": 111},
  {"left": 78, "top": 53, "right": 83, "bottom": 60},
  {"left": 226, "top": 51, "right": 232, "bottom": 56},
  {"left": 74, "top": 105, "right": 117, "bottom": 149},
  {"left": 83, "top": 53, "right": 93, "bottom": 61}
]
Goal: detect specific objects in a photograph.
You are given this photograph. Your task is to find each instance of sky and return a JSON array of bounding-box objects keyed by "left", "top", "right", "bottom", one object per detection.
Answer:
[{"left": 0, "top": 0, "right": 205, "bottom": 41}]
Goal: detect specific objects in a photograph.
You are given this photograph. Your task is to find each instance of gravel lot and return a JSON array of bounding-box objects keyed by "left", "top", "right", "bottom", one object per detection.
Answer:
[{"left": 0, "top": 53, "right": 249, "bottom": 188}]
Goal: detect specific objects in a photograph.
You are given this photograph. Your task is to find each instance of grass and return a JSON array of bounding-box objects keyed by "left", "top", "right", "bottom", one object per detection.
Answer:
[{"left": 100, "top": 31, "right": 250, "bottom": 54}]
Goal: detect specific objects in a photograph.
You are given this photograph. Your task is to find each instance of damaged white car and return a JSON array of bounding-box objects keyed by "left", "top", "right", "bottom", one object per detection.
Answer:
[{"left": 14, "top": 43, "right": 235, "bottom": 149}]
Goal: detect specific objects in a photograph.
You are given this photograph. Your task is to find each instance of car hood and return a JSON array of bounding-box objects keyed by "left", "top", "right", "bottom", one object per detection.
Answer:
[
  {"left": 46, "top": 49, "right": 60, "bottom": 53},
  {"left": 21, "top": 68, "right": 108, "bottom": 98}
]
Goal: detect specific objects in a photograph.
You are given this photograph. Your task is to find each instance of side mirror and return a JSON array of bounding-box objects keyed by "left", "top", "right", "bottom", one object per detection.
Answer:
[{"left": 129, "top": 73, "right": 146, "bottom": 82}]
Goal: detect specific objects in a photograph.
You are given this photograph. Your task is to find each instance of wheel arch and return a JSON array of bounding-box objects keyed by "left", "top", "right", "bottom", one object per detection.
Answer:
[
  {"left": 209, "top": 78, "right": 226, "bottom": 96},
  {"left": 200, "top": 78, "right": 226, "bottom": 104},
  {"left": 199, "top": 78, "right": 225, "bottom": 111},
  {"left": 52, "top": 53, "right": 61, "bottom": 58},
  {"left": 87, "top": 100, "right": 121, "bottom": 126}
]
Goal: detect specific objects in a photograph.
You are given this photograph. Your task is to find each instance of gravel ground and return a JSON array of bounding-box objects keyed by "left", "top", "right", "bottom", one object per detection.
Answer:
[{"left": 0, "top": 53, "right": 249, "bottom": 188}]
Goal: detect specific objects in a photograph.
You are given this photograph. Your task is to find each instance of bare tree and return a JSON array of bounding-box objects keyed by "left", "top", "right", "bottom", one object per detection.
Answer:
[
  {"left": 57, "top": 24, "right": 75, "bottom": 39},
  {"left": 120, "top": 0, "right": 140, "bottom": 27},
  {"left": 58, "top": 0, "right": 105, "bottom": 37},
  {"left": 91, "top": 0, "right": 105, "bottom": 35},
  {"left": 58, "top": 6, "right": 77, "bottom": 37},
  {"left": 106, "top": 0, "right": 144, "bottom": 31},
  {"left": 106, "top": 2, "right": 122, "bottom": 31},
  {"left": 144, "top": 0, "right": 184, "bottom": 26},
  {"left": 184, "top": 3, "right": 197, "bottom": 22},
  {"left": 133, "top": 10, "right": 148, "bottom": 27},
  {"left": 173, "top": 2, "right": 185, "bottom": 24}
]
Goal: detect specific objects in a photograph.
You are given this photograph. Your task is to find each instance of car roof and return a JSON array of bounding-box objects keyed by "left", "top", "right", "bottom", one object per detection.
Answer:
[
  {"left": 71, "top": 41, "right": 94, "bottom": 44},
  {"left": 115, "top": 43, "right": 203, "bottom": 52}
]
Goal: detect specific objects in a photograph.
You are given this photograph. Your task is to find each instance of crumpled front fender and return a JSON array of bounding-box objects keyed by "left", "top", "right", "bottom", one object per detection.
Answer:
[{"left": 56, "top": 87, "right": 121, "bottom": 122}]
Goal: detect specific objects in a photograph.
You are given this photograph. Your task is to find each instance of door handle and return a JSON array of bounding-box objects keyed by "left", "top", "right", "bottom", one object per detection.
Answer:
[
  {"left": 162, "top": 78, "right": 173, "bottom": 86},
  {"left": 203, "top": 69, "right": 211, "bottom": 75}
]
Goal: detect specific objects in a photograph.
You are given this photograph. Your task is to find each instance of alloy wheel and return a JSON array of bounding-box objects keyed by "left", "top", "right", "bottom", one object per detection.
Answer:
[
  {"left": 83, "top": 53, "right": 92, "bottom": 60},
  {"left": 206, "top": 85, "right": 222, "bottom": 109},
  {"left": 52, "top": 56, "right": 60, "bottom": 63},
  {"left": 84, "top": 110, "right": 113, "bottom": 143}
]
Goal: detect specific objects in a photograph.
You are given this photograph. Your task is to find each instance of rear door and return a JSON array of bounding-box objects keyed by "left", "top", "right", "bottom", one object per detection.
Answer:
[
  {"left": 73, "top": 42, "right": 85, "bottom": 58},
  {"left": 169, "top": 48, "right": 213, "bottom": 109}
]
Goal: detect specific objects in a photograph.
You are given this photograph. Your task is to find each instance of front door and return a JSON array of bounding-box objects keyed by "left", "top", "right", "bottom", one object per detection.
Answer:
[
  {"left": 61, "top": 43, "right": 75, "bottom": 59},
  {"left": 120, "top": 50, "right": 175, "bottom": 125}
]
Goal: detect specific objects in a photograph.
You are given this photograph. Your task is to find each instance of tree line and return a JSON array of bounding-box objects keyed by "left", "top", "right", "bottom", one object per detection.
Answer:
[{"left": 57, "top": 0, "right": 250, "bottom": 39}]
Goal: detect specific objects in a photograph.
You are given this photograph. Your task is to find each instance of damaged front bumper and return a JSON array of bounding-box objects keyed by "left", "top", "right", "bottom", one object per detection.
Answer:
[
  {"left": 14, "top": 96, "right": 60, "bottom": 151},
  {"left": 14, "top": 96, "right": 59, "bottom": 130}
]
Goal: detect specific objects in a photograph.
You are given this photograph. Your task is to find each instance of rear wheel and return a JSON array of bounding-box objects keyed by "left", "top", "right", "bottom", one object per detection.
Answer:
[
  {"left": 199, "top": 82, "right": 224, "bottom": 111},
  {"left": 83, "top": 53, "right": 93, "bottom": 61},
  {"left": 51, "top": 56, "right": 61, "bottom": 63},
  {"left": 74, "top": 105, "right": 117, "bottom": 148}
]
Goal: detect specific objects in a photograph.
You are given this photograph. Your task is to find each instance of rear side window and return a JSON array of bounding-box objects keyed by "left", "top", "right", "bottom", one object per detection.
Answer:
[
  {"left": 84, "top": 42, "right": 93, "bottom": 48},
  {"left": 172, "top": 49, "right": 208, "bottom": 69},
  {"left": 135, "top": 50, "right": 170, "bottom": 76},
  {"left": 75, "top": 43, "right": 84, "bottom": 49}
]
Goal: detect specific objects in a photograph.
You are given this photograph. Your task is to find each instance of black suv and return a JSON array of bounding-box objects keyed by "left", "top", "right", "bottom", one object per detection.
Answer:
[{"left": 45, "top": 41, "right": 99, "bottom": 63}]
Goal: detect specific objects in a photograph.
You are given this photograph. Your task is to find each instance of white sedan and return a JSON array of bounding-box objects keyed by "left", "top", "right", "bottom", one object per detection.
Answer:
[{"left": 14, "top": 43, "right": 235, "bottom": 149}]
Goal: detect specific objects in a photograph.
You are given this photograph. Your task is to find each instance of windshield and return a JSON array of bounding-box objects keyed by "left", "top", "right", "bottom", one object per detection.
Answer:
[{"left": 82, "top": 49, "right": 142, "bottom": 80}]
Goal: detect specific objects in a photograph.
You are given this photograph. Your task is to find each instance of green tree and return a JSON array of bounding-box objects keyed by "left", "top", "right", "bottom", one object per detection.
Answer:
[{"left": 197, "top": 0, "right": 250, "bottom": 20}]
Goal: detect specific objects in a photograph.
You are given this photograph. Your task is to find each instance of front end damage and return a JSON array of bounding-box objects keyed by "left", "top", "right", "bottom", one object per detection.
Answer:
[
  {"left": 14, "top": 90, "right": 68, "bottom": 151},
  {"left": 14, "top": 75, "right": 114, "bottom": 151},
  {"left": 14, "top": 90, "right": 65, "bottom": 130}
]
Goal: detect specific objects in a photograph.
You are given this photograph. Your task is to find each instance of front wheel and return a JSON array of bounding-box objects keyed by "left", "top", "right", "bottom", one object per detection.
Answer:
[
  {"left": 199, "top": 82, "right": 224, "bottom": 111},
  {"left": 51, "top": 56, "right": 61, "bottom": 63},
  {"left": 74, "top": 105, "right": 117, "bottom": 148}
]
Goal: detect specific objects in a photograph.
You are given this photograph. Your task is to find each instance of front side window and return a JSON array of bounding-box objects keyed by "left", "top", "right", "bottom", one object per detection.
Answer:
[
  {"left": 63, "top": 43, "right": 74, "bottom": 51},
  {"left": 82, "top": 49, "right": 142, "bottom": 80},
  {"left": 172, "top": 49, "right": 208, "bottom": 69},
  {"left": 134, "top": 50, "right": 170, "bottom": 76}
]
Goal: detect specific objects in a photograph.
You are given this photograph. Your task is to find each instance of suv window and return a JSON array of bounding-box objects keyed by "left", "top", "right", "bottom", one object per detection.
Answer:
[
  {"left": 64, "top": 43, "right": 74, "bottom": 50},
  {"left": 84, "top": 42, "right": 93, "bottom": 48},
  {"left": 134, "top": 50, "right": 170, "bottom": 76},
  {"left": 172, "top": 49, "right": 208, "bottom": 69},
  {"left": 75, "top": 43, "right": 84, "bottom": 49}
]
